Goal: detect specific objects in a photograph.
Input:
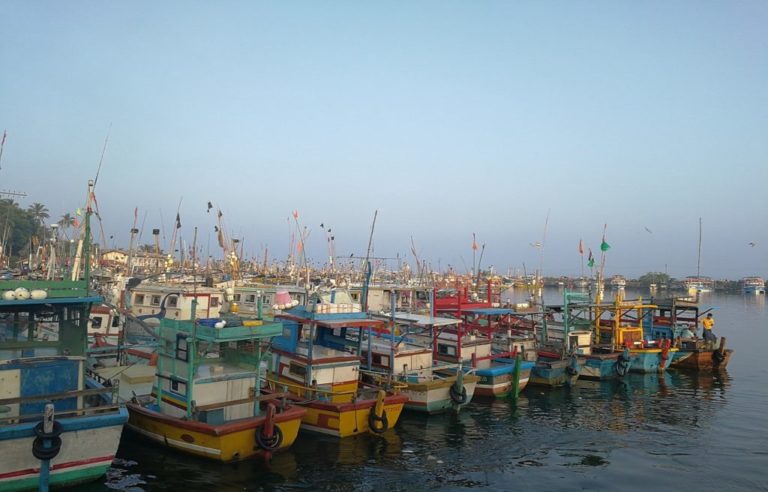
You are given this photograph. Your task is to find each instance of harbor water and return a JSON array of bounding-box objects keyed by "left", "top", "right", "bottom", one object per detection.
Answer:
[{"left": 87, "top": 289, "right": 767, "bottom": 491}]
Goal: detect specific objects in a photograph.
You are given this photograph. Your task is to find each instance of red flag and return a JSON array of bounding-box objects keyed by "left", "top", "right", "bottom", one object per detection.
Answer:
[
  {"left": 578, "top": 239, "right": 584, "bottom": 255},
  {"left": 292, "top": 210, "right": 299, "bottom": 219},
  {"left": 472, "top": 233, "right": 478, "bottom": 251},
  {"left": 72, "top": 218, "right": 80, "bottom": 228}
]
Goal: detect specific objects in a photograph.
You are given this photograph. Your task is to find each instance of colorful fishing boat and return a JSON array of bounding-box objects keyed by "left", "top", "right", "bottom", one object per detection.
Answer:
[
  {"left": 672, "top": 338, "right": 732, "bottom": 371},
  {"left": 594, "top": 293, "right": 685, "bottom": 373},
  {"left": 125, "top": 303, "right": 306, "bottom": 461},
  {"left": 648, "top": 297, "right": 733, "bottom": 371},
  {"left": 527, "top": 291, "right": 590, "bottom": 387},
  {"left": 370, "top": 312, "right": 480, "bottom": 413},
  {"left": 268, "top": 289, "right": 408, "bottom": 437},
  {"left": 553, "top": 290, "right": 632, "bottom": 381},
  {"left": 431, "top": 285, "right": 533, "bottom": 397},
  {"left": 0, "top": 182, "right": 127, "bottom": 491},
  {"left": 456, "top": 308, "right": 534, "bottom": 397}
]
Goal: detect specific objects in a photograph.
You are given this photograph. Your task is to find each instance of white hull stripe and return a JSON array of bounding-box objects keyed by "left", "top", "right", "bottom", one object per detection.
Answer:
[{"left": 127, "top": 425, "right": 222, "bottom": 456}]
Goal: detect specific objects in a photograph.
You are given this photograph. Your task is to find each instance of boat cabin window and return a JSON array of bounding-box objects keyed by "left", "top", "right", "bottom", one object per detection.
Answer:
[
  {"left": 233, "top": 294, "right": 241, "bottom": 302},
  {"left": 111, "top": 315, "right": 121, "bottom": 327},
  {"left": 170, "top": 379, "right": 186, "bottom": 395},
  {"left": 176, "top": 334, "right": 189, "bottom": 361},
  {"left": 245, "top": 294, "right": 256, "bottom": 304},
  {"left": 372, "top": 353, "right": 390, "bottom": 366},
  {"left": 210, "top": 297, "right": 220, "bottom": 307},
  {"left": 167, "top": 295, "right": 178, "bottom": 308},
  {"left": 91, "top": 316, "right": 103, "bottom": 328},
  {"left": 263, "top": 295, "right": 272, "bottom": 305},
  {"left": 134, "top": 294, "right": 145, "bottom": 305},
  {"left": 289, "top": 362, "right": 307, "bottom": 378},
  {"left": 437, "top": 344, "right": 456, "bottom": 357},
  {"left": 151, "top": 295, "right": 161, "bottom": 306}
]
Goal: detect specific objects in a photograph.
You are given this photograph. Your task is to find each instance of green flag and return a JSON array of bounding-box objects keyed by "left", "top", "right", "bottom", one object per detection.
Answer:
[
  {"left": 587, "top": 249, "right": 595, "bottom": 268},
  {"left": 600, "top": 240, "right": 610, "bottom": 252}
]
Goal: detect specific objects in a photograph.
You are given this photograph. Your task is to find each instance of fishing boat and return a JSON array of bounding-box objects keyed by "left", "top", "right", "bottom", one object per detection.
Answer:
[
  {"left": 573, "top": 277, "right": 589, "bottom": 289},
  {"left": 648, "top": 297, "right": 733, "bottom": 371},
  {"left": 125, "top": 303, "right": 306, "bottom": 461},
  {"left": 552, "top": 290, "right": 633, "bottom": 381},
  {"left": 430, "top": 284, "right": 534, "bottom": 397},
  {"left": 683, "top": 276, "right": 713, "bottom": 294},
  {"left": 594, "top": 293, "right": 685, "bottom": 373},
  {"left": 230, "top": 283, "right": 308, "bottom": 318},
  {"left": 610, "top": 275, "right": 626, "bottom": 290},
  {"left": 519, "top": 291, "right": 592, "bottom": 387},
  {"left": 268, "top": 289, "right": 408, "bottom": 437},
  {"left": 741, "top": 277, "right": 766, "bottom": 295},
  {"left": 0, "top": 182, "right": 127, "bottom": 491},
  {"left": 369, "top": 310, "right": 480, "bottom": 413}
]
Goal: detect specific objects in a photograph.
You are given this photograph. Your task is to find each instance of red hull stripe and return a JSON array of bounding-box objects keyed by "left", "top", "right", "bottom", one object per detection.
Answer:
[{"left": 0, "top": 455, "right": 115, "bottom": 480}]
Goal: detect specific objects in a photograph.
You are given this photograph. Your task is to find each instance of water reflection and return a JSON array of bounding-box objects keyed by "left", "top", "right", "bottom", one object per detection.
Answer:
[{"left": 523, "top": 370, "right": 730, "bottom": 433}]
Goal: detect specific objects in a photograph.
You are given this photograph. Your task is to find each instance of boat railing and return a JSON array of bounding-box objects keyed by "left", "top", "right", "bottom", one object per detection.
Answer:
[
  {"left": 264, "top": 376, "right": 360, "bottom": 402},
  {"left": 190, "top": 391, "right": 290, "bottom": 413},
  {"left": 470, "top": 349, "right": 518, "bottom": 367},
  {"left": 0, "top": 386, "right": 120, "bottom": 424},
  {"left": 358, "top": 367, "right": 423, "bottom": 387}
]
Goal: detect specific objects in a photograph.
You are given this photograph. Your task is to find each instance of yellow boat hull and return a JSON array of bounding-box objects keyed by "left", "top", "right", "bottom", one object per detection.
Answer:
[
  {"left": 298, "top": 393, "right": 409, "bottom": 438},
  {"left": 126, "top": 402, "right": 305, "bottom": 462}
]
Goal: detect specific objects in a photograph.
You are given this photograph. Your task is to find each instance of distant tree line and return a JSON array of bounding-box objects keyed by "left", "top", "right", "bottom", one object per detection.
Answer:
[{"left": 0, "top": 200, "right": 81, "bottom": 266}]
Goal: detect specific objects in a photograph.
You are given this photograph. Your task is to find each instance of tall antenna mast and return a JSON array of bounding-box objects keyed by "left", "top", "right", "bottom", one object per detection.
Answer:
[{"left": 697, "top": 217, "right": 702, "bottom": 278}]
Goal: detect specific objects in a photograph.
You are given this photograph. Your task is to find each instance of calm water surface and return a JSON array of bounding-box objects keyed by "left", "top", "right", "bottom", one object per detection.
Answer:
[{"left": 86, "top": 289, "right": 768, "bottom": 491}]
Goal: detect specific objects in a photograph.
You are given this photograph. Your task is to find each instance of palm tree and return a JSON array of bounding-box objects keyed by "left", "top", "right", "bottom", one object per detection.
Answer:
[
  {"left": 58, "top": 213, "right": 75, "bottom": 239},
  {"left": 28, "top": 202, "right": 50, "bottom": 226}
]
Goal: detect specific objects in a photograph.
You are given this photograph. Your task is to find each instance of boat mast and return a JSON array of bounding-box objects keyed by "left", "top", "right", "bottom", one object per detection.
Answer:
[{"left": 697, "top": 217, "right": 702, "bottom": 278}]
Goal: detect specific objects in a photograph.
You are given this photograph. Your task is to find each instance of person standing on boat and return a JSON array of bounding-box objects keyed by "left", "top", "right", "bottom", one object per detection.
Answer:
[
  {"left": 680, "top": 324, "right": 695, "bottom": 339},
  {"left": 701, "top": 313, "right": 716, "bottom": 346}
]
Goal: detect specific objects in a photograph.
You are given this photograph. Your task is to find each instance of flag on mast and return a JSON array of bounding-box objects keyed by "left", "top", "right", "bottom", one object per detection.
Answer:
[
  {"left": 175, "top": 213, "right": 181, "bottom": 229},
  {"left": 472, "top": 233, "right": 478, "bottom": 251},
  {"left": 578, "top": 239, "right": 584, "bottom": 255},
  {"left": 600, "top": 224, "right": 611, "bottom": 252},
  {"left": 587, "top": 249, "right": 595, "bottom": 268}
]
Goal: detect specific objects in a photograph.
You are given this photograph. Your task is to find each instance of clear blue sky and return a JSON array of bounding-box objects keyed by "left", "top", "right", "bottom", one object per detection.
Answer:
[{"left": 1, "top": 1, "right": 766, "bottom": 279}]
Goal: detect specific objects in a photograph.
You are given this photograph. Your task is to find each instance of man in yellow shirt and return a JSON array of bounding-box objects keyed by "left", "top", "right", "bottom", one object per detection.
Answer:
[{"left": 701, "top": 313, "right": 716, "bottom": 346}]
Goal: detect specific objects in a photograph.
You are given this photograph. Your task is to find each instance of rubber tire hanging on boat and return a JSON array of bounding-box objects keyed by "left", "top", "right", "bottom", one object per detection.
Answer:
[
  {"left": 368, "top": 408, "right": 389, "bottom": 434},
  {"left": 32, "top": 421, "right": 63, "bottom": 461},
  {"left": 449, "top": 384, "right": 468, "bottom": 405},
  {"left": 615, "top": 354, "right": 630, "bottom": 377},
  {"left": 712, "top": 350, "right": 725, "bottom": 364},
  {"left": 256, "top": 425, "right": 283, "bottom": 451}
]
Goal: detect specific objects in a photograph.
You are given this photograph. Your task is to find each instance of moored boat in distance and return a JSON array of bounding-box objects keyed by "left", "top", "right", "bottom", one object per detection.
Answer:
[
  {"left": 610, "top": 275, "right": 626, "bottom": 290},
  {"left": 741, "top": 277, "right": 766, "bottom": 295},
  {"left": 683, "top": 276, "right": 713, "bottom": 293}
]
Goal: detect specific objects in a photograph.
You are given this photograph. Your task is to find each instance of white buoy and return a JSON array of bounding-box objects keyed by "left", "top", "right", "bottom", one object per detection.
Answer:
[
  {"left": 30, "top": 290, "right": 48, "bottom": 300},
  {"left": 2, "top": 291, "right": 16, "bottom": 300},
  {"left": 14, "top": 288, "right": 30, "bottom": 300}
]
